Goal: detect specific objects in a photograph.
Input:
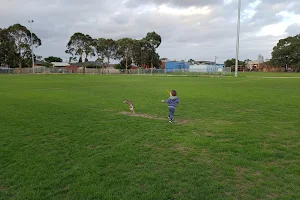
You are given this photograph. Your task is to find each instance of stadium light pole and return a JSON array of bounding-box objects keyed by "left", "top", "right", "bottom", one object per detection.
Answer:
[
  {"left": 28, "top": 20, "right": 34, "bottom": 74},
  {"left": 235, "top": 0, "right": 241, "bottom": 77}
]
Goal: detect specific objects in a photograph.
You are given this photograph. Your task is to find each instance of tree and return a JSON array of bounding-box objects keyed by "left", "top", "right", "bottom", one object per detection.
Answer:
[
  {"left": 131, "top": 39, "right": 145, "bottom": 67},
  {"left": 116, "top": 38, "right": 135, "bottom": 73},
  {"left": 44, "top": 56, "right": 62, "bottom": 63},
  {"left": 152, "top": 52, "right": 161, "bottom": 68},
  {"left": 120, "top": 58, "right": 132, "bottom": 70},
  {"left": 145, "top": 31, "right": 161, "bottom": 49},
  {"left": 188, "top": 59, "right": 195, "bottom": 64},
  {"left": 83, "top": 35, "right": 95, "bottom": 63},
  {"left": 244, "top": 59, "right": 252, "bottom": 64},
  {"left": 104, "top": 39, "right": 117, "bottom": 66},
  {"left": 95, "top": 38, "right": 117, "bottom": 67},
  {"left": 69, "top": 57, "right": 77, "bottom": 63},
  {"left": 271, "top": 34, "right": 300, "bottom": 71},
  {"left": 7, "top": 24, "right": 41, "bottom": 72},
  {"left": 144, "top": 32, "right": 161, "bottom": 69},
  {"left": 224, "top": 58, "right": 244, "bottom": 68},
  {"left": 134, "top": 41, "right": 161, "bottom": 68},
  {"left": 95, "top": 38, "right": 107, "bottom": 65},
  {"left": 66, "top": 32, "right": 95, "bottom": 74},
  {"left": 0, "top": 28, "right": 17, "bottom": 67}
]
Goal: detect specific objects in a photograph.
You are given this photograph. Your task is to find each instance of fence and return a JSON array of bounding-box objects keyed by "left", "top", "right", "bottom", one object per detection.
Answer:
[
  {"left": 0, "top": 68, "right": 14, "bottom": 74},
  {"left": 1, "top": 67, "right": 232, "bottom": 76},
  {"left": 134, "top": 67, "right": 232, "bottom": 76}
]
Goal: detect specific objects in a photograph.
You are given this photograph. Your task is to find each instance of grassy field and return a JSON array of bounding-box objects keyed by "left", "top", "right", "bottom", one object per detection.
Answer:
[
  {"left": 237, "top": 72, "right": 300, "bottom": 77},
  {"left": 1, "top": 74, "right": 300, "bottom": 200}
]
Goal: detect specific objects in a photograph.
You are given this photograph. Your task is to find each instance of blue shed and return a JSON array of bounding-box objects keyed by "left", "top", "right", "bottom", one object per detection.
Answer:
[{"left": 165, "top": 61, "right": 189, "bottom": 72}]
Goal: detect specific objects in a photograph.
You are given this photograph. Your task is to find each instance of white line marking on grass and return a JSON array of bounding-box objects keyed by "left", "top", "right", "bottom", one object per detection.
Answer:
[{"left": 246, "top": 76, "right": 300, "bottom": 79}]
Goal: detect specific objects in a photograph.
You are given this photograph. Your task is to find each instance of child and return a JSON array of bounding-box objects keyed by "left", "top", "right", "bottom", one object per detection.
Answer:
[{"left": 162, "top": 90, "right": 179, "bottom": 123}]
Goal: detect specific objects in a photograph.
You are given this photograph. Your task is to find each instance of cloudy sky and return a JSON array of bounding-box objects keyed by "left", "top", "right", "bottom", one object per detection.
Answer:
[{"left": 1, "top": 0, "right": 300, "bottom": 63}]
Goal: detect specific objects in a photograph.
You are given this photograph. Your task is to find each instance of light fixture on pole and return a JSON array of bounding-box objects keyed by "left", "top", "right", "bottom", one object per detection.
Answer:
[
  {"left": 28, "top": 20, "right": 34, "bottom": 73},
  {"left": 235, "top": 0, "right": 241, "bottom": 77}
]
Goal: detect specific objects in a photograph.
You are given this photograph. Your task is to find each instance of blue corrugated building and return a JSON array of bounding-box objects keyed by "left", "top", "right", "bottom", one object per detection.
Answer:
[{"left": 165, "top": 61, "right": 189, "bottom": 72}]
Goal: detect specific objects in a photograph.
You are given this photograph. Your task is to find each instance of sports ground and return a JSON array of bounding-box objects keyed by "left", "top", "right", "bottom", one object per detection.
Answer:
[{"left": 1, "top": 73, "right": 300, "bottom": 199}]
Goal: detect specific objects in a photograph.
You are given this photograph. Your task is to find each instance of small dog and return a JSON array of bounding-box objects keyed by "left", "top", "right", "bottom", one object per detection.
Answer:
[{"left": 123, "top": 100, "right": 134, "bottom": 113}]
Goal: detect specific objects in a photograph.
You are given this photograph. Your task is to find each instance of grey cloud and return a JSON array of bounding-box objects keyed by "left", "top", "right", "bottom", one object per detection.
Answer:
[
  {"left": 285, "top": 23, "right": 300, "bottom": 36},
  {"left": 125, "top": 0, "right": 223, "bottom": 8},
  {"left": 247, "top": 0, "right": 296, "bottom": 25},
  {"left": 0, "top": 0, "right": 298, "bottom": 62},
  {"left": 288, "top": 2, "right": 300, "bottom": 14}
]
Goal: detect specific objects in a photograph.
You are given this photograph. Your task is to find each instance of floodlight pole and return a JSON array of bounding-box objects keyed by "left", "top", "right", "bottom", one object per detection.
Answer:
[
  {"left": 28, "top": 20, "right": 34, "bottom": 74},
  {"left": 235, "top": 0, "right": 241, "bottom": 78}
]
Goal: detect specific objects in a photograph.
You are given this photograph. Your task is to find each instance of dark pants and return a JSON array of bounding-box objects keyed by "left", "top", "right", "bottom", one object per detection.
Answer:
[{"left": 168, "top": 106, "right": 175, "bottom": 120}]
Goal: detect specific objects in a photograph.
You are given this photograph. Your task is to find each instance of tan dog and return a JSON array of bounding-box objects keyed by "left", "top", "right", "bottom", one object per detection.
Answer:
[{"left": 123, "top": 100, "right": 134, "bottom": 113}]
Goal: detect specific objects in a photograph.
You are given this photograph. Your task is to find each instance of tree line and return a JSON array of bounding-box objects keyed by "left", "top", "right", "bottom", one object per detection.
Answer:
[
  {"left": 65, "top": 31, "right": 161, "bottom": 73},
  {"left": 1, "top": 23, "right": 299, "bottom": 73},
  {"left": 0, "top": 24, "right": 41, "bottom": 72},
  {"left": 271, "top": 34, "right": 300, "bottom": 71},
  {"left": 224, "top": 34, "right": 300, "bottom": 71},
  {"left": 0, "top": 23, "right": 162, "bottom": 73}
]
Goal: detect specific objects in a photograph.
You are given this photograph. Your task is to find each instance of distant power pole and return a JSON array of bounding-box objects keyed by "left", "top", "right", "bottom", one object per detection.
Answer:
[
  {"left": 28, "top": 20, "right": 34, "bottom": 74},
  {"left": 235, "top": 0, "right": 241, "bottom": 77},
  {"left": 215, "top": 56, "right": 217, "bottom": 74},
  {"left": 215, "top": 56, "right": 217, "bottom": 67}
]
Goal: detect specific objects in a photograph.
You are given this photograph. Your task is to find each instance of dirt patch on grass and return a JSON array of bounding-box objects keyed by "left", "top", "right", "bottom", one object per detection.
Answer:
[
  {"left": 267, "top": 193, "right": 279, "bottom": 199},
  {"left": 235, "top": 166, "right": 247, "bottom": 178},
  {"left": 144, "top": 144, "right": 165, "bottom": 151},
  {"left": 192, "top": 131, "right": 199, "bottom": 136},
  {"left": 252, "top": 171, "right": 261, "bottom": 176},
  {"left": 235, "top": 166, "right": 251, "bottom": 192},
  {"left": 213, "top": 120, "right": 234, "bottom": 125},
  {"left": 120, "top": 111, "right": 164, "bottom": 120},
  {"left": 104, "top": 109, "right": 115, "bottom": 112},
  {"left": 235, "top": 108, "right": 257, "bottom": 113},
  {"left": 268, "top": 132, "right": 281, "bottom": 138},
  {"left": 0, "top": 185, "right": 9, "bottom": 192},
  {"left": 216, "top": 138, "right": 233, "bottom": 142},
  {"left": 61, "top": 186, "right": 69, "bottom": 192},
  {"left": 46, "top": 133, "right": 68, "bottom": 141},
  {"left": 192, "top": 131, "right": 214, "bottom": 137},
  {"left": 174, "top": 144, "right": 194, "bottom": 156},
  {"left": 204, "top": 131, "right": 214, "bottom": 136},
  {"left": 175, "top": 119, "right": 189, "bottom": 125},
  {"left": 173, "top": 190, "right": 185, "bottom": 197},
  {"left": 120, "top": 111, "right": 189, "bottom": 125}
]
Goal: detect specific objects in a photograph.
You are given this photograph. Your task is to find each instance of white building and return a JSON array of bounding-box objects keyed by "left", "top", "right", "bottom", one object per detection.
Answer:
[
  {"left": 51, "top": 62, "right": 70, "bottom": 67},
  {"left": 189, "top": 64, "right": 224, "bottom": 73}
]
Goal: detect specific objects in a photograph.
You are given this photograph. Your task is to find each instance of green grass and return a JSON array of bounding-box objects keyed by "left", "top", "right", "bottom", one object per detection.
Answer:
[
  {"left": 1, "top": 74, "right": 300, "bottom": 200},
  {"left": 237, "top": 72, "right": 300, "bottom": 77}
]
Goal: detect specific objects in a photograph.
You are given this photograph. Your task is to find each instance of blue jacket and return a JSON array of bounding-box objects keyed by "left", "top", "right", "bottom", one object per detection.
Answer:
[{"left": 165, "top": 96, "right": 179, "bottom": 107}]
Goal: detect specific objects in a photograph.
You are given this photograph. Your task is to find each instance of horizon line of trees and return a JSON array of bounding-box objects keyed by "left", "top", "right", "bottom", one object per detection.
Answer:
[
  {"left": 0, "top": 23, "right": 162, "bottom": 74},
  {"left": 1, "top": 23, "right": 300, "bottom": 73},
  {"left": 65, "top": 31, "right": 162, "bottom": 74},
  {"left": 271, "top": 34, "right": 300, "bottom": 71},
  {"left": 0, "top": 24, "right": 41, "bottom": 73}
]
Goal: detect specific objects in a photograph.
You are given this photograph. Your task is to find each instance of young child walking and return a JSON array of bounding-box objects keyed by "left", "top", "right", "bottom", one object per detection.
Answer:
[{"left": 162, "top": 90, "right": 179, "bottom": 123}]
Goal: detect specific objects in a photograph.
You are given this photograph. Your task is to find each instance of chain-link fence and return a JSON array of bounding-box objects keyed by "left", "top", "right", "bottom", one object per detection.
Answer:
[
  {"left": 133, "top": 67, "right": 232, "bottom": 76},
  {"left": 0, "top": 68, "right": 14, "bottom": 74},
  {"left": 1, "top": 67, "right": 232, "bottom": 76}
]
